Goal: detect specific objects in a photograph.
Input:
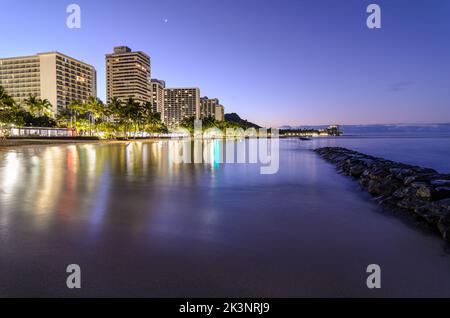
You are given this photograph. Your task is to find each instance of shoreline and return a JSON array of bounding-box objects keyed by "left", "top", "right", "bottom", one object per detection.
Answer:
[
  {"left": 0, "top": 135, "right": 331, "bottom": 149},
  {"left": 315, "top": 147, "right": 450, "bottom": 242},
  {"left": 0, "top": 138, "right": 167, "bottom": 149}
]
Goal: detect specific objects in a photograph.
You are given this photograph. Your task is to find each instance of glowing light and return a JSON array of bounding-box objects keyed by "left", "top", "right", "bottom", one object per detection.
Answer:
[{"left": 1, "top": 152, "right": 20, "bottom": 190}]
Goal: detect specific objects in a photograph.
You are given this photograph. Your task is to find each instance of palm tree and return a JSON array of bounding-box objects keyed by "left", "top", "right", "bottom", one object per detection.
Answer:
[
  {"left": 108, "top": 97, "right": 122, "bottom": 111},
  {"left": 108, "top": 97, "right": 140, "bottom": 139},
  {"left": 107, "top": 97, "right": 122, "bottom": 121},
  {"left": 0, "top": 86, "right": 15, "bottom": 106},
  {"left": 124, "top": 97, "right": 141, "bottom": 139},
  {"left": 179, "top": 116, "right": 196, "bottom": 133},
  {"left": 40, "top": 99, "right": 52, "bottom": 117},
  {"left": 0, "top": 86, "right": 13, "bottom": 109},
  {"left": 0, "top": 86, "right": 6, "bottom": 100},
  {"left": 68, "top": 99, "right": 86, "bottom": 114},
  {"left": 0, "top": 86, "right": 18, "bottom": 138},
  {"left": 67, "top": 99, "right": 87, "bottom": 133},
  {"left": 144, "top": 111, "right": 167, "bottom": 133},
  {"left": 24, "top": 95, "right": 39, "bottom": 115},
  {"left": 56, "top": 108, "right": 72, "bottom": 128},
  {"left": 24, "top": 95, "right": 52, "bottom": 117},
  {"left": 86, "top": 97, "right": 107, "bottom": 136},
  {"left": 88, "top": 97, "right": 106, "bottom": 120}
]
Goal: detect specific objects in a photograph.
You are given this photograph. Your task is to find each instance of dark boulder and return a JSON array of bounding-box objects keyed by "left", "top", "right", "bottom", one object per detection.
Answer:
[
  {"left": 349, "top": 165, "right": 366, "bottom": 178},
  {"left": 397, "top": 197, "right": 426, "bottom": 211},
  {"left": 392, "top": 187, "right": 416, "bottom": 199},
  {"left": 434, "top": 187, "right": 450, "bottom": 200},
  {"left": 430, "top": 179, "right": 450, "bottom": 187},
  {"left": 415, "top": 184, "right": 435, "bottom": 201},
  {"left": 413, "top": 185, "right": 450, "bottom": 201},
  {"left": 314, "top": 147, "right": 450, "bottom": 243},
  {"left": 368, "top": 180, "right": 384, "bottom": 196},
  {"left": 368, "top": 168, "right": 390, "bottom": 181},
  {"left": 434, "top": 198, "right": 450, "bottom": 211},
  {"left": 414, "top": 204, "right": 443, "bottom": 224},
  {"left": 404, "top": 173, "right": 437, "bottom": 186}
]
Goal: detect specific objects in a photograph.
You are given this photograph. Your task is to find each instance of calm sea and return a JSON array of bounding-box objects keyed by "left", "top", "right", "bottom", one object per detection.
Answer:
[{"left": 304, "top": 133, "right": 450, "bottom": 173}]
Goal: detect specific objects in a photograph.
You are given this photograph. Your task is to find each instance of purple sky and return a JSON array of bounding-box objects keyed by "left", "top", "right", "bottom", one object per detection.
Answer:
[{"left": 1, "top": 0, "right": 450, "bottom": 126}]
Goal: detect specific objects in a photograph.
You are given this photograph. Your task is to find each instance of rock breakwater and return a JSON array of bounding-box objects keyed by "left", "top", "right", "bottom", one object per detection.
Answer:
[{"left": 315, "top": 147, "right": 450, "bottom": 241}]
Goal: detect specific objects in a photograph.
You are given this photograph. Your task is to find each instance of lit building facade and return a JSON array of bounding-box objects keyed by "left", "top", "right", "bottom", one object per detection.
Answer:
[
  {"left": 106, "top": 46, "right": 151, "bottom": 105},
  {"left": 215, "top": 105, "right": 225, "bottom": 121},
  {"left": 200, "top": 96, "right": 225, "bottom": 121},
  {"left": 0, "top": 52, "right": 97, "bottom": 115},
  {"left": 151, "top": 78, "right": 165, "bottom": 115},
  {"left": 200, "top": 97, "right": 219, "bottom": 119},
  {"left": 163, "top": 87, "right": 200, "bottom": 128}
]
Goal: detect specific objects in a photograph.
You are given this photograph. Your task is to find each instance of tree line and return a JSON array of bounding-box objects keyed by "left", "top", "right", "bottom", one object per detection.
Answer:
[
  {"left": 179, "top": 116, "right": 246, "bottom": 133},
  {"left": 0, "top": 85, "right": 167, "bottom": 139}
]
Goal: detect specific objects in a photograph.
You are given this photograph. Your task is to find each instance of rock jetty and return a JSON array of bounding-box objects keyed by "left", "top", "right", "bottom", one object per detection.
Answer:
[{"left": 315, "top": 147, "right": 450, "bottom": 242}]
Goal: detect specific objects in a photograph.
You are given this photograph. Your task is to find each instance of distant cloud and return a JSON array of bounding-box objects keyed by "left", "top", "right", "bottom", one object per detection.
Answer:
[{"left": 389, "top": 81, "right": 413, "bottom": 92}]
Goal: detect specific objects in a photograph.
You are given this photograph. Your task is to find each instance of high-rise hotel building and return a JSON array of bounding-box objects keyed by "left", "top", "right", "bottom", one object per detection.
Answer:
[
  {"left": 200, "top": 97, "right": 219, "bottom": 119},
  {"left": 215, "top": 105, "right": 225, "bottom": 121},
  {"left": 106, "top": 46, "right": 151, "bottom": 105},
  {"left": 163, "top": 88, "right": 200, "bottom": 128},
  {"left": 200, "top": 97, "right": 225, "bottom": 121},
  {"left": 0, "top": 52, "right": 96, "bottom": 115},
  {"left": 150, "top": 79, "right": 165, "bottom": 115}
]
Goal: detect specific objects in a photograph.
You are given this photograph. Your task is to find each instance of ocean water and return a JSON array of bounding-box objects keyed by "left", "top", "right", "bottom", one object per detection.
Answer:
[
  {"left": 304, "top": 134, "right": 450, "bottom": 173},
  {"left": 1, "top": 138, "right": 450, "bottom": 297}
]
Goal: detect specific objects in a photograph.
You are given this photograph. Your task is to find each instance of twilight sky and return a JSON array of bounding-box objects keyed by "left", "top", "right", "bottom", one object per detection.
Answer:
[{"left": 1, "top": 0, "right": 450, "bottom": 126}]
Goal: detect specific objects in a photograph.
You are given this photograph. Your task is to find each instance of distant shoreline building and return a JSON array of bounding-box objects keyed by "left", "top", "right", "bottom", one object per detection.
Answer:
[
  {"left": 0, "top": 52, "right": 96, "bottom": 115},
  {"left": 106, "top": 46, "right": 151, "bottom": 105},
  {"left": 200, "top": 97, "right": 219, "bottom": 119},
  {"left": 280, "top": 125, "right": 341, "bottom": 137},
  {"left": 151, "top": 78, "right": 165, "bottom": 116},
  {"left": 163, "top": 87, "right": 200, "bottom": 128},
  {"left": 215, "top": 105, "right": 224, "bottom": 121},
  {"left": 200, "top": 97, "right": 225, "bottom": 121}
]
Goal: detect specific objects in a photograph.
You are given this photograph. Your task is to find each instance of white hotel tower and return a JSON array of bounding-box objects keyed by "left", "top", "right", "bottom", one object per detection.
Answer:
[{"left": 0, "top": 52, "right": 97, "bottom": 115}]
